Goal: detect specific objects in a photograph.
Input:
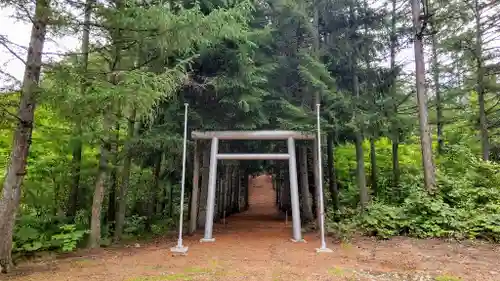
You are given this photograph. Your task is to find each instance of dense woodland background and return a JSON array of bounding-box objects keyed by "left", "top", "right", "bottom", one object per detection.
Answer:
[{"left": 1, "top": 0, "right": 500, "bottom": 274}]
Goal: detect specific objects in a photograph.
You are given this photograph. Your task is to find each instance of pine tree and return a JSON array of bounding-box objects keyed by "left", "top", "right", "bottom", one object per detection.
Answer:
[{"left": 0, "top": 0, "right": 51, "bottom": 272}]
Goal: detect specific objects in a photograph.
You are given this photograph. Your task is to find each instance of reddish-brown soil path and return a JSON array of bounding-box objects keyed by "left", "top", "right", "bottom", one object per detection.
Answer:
[{"left": 5, "top": 175, "right": 500, "bottom": 281}]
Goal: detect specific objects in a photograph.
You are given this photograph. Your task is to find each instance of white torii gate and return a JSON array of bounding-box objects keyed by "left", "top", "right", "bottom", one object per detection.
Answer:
[
  {"left": 174, "top": 104, "right": 331, "bottom": 254},
  {"left": 192, "top": 130, "right": 314, "bottom": 242}
]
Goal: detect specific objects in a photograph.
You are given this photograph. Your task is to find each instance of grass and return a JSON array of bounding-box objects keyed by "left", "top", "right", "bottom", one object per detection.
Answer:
[
  {"left": 127, "top": 263, "right": 465, "bottom": 281},
  {"left": 70, "top": 258, "right": 96, "bottom": 266},
  {"left": 127, "top": 273, "right": 193, "bottom": 281},
  {"left": 435, "top": 274, "right": 463, "bottom": 281},
  {"left": 183, "top": 267, "right": 209, "bottom": 274},
  {"left": 327, "top": 267, "right": 345, "bottom": 277},
  {"left": 127, "top": 261, "right": 237, "bottom": 281},
  {"left": 127, "top": 266, "right": 211, "bottom": 281}
]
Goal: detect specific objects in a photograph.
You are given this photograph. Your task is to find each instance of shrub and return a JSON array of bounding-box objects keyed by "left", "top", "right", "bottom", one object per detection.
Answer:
[
  {"left": 13, "top": 212, "right": 87, "bottom": 254},
  {"left": 328, "top": 140, "right": 500, "bottom": 242},
  {"left": 151, "top": 218, "right": 175, "bottom": 236},
  {"left": 124, "top": 215, "right": 148, "bottom": 236}
]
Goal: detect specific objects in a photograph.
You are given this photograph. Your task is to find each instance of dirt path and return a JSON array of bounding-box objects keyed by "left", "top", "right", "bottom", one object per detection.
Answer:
[{"left": 6, "top": 176, "right": 500, "bottom": 281}]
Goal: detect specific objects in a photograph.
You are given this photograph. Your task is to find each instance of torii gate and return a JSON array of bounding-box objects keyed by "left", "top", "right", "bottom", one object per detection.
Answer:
[
  {"left": 190, "top": 130, "right": 315, "bottom": 242},
  {"left": 171, "top": 104, "right": 331, "bottom": 255}
]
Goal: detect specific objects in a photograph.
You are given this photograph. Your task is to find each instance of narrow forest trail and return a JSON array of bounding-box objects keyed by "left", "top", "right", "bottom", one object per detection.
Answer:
[{"left": 6, "top": 175, "right": 500, "bottom": 281}]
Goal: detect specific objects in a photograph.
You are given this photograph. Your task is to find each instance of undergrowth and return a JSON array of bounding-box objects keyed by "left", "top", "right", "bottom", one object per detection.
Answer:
[
  {"left": 13, "top": 213, "right": 87, "bottom": 254},
  {"left": 12, "top": 211, "right": 176, "bottom": 256},
  {"left": 328, "top": 141, "right": 500, "bottom": 241}
]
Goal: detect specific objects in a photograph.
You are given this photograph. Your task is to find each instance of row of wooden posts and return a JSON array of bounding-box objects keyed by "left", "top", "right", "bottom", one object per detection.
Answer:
[{"left": 188, "top": 141, "right": 249, "bottom": 234}]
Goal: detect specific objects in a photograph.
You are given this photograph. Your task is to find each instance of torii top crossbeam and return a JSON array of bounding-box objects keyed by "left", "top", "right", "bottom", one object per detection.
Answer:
[{"left": 191, "top": 130, "right": 315, "bottom": 140}]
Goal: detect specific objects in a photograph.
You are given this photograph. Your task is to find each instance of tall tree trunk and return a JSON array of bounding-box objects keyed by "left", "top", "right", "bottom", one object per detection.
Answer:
[
  {"left": 228, "top": 165, "right": 235, "bottom": 215},
  {"left": 216, "top": 169, "right": 222, "bottom": 220},
  {"left": 369, "top": 137, "right": 377, "bottom": 195},
  {"left": 355, "top": 130, "right": 368, "bottom": 207},
  {"left": 188, "top": 141, "right": 200, "bottom": 234},
  {"left": 311, "top": 0, "right": 322, "bottom": 222},
  {"left": 363, "top": 0, "right": 377, "bottom": 197},
  {"left": 68, "top": 137, "right": 82, "bottom": 218},
  {"left": 89, "top": 0, "right": 123, "bottom": 246},
  {"left": 88, "top": 117, "right": 112, "bottom": 249},
  {"left": 390, "top": 0, "right": 400, "bottom": 189},
  {"left": 326, "top": 132, "right": 339, "bottom": 211},
  {"left": 0, "top": 0, "right": 50, "bottom": 273},
  {"left": 431, "top": 17, "right": 443, "bottom": 155},
  {"left": 348, "top": 1, "right": 368, "bottom": 207},
  {"left": 197, "top": 143, "right": 210, "bottom": 227},
  {"left": 168, "top": 181, "right": 173, "bottom": 216},
  {"left": 353, "top": 66, "right": 367, "bottom": 206},
  {"left": 232, "top": 165, "right": 239, "bottom": 213},
  {"left": 410, "top": 0, "right": 436, "bottom": 192},
  {"left": 299, "top": 146, "right": 314, "bottom": 222},
  {"left": 106, "top": 122, "right": 119, "bottom": 231},
  {"left": 391, "top": 132, "right": 400, "bottom": 188},
  {"left": 236, "top": 165, "right": 242, "bottom": 212},
  {"left": 156, "top": 167, "right": 164, "bottom": 216},
  {"left": 113, "top": 109, "right": 136, "bottom": 242},
  {"left": 225, "top": 166, "right": 231, "bottom": 218},
  {"left": 222, "top": 165, "right": 230, "bottom": 221},
  {"left": 312, "top": 1, "right": 324, "bottom": 225},
  {"left": 431, "top": 49, "right": 443, "bottom": 155},
  {"left": 147, "top": 154, "right": 162, "bottom": 229},
  {"left": 213, "top": 169, "right": 219, "bottom": 220},
  {"left": 162, "top": 179, "right": 172, "bottom": 217},
  {"left": 68, "top": 0, "right": 93, "bottom": 219},
  {"left": 244, "top": 170, "right": 250, "bottom": 211},
  {"left": 474, "top": 0, "right": 488, "bottom": 161}
]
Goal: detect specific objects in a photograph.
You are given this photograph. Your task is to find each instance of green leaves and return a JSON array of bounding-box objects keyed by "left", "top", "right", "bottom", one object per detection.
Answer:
[
  {"left": 329, "top": 138, "right": 500, "bottom": 242},
  {"left": 13, "top": 214, "right": 87, "bottom": 254},
  {"left": 298, "top": 52, "right": 336, "bottom": 95},
  {"left": 15, "top": 226, "right": 40, "bottom": 243},
  {"left": 51, "top": 225, "right": 88, "bottom": 252}
]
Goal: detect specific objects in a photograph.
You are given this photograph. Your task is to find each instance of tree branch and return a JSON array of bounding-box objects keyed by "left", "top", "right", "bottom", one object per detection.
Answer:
[{"left": 0, "top": 35, "right": 27, "bottom": 65}]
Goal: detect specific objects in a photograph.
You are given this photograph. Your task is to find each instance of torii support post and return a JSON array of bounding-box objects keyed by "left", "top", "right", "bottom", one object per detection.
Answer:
[
  {"left": 299, "top": 145, "right": 313, "bottom": 222},
  {"left": 287, "top": 137, "right": 302, "bottom": 242},
  {"left": 200, "top": 137, "right": 219, "bottom": 242}
]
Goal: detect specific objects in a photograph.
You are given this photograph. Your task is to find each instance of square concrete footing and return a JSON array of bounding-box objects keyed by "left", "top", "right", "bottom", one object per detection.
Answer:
[
  {"left": 200, "top": 238, "right": 216, "bottom": 243},
  {"left": 170, "top": 246, "right": 189, "bottom": 256},
  {"left": 315, "top": 247, "right": 333, "bottom": 253}
]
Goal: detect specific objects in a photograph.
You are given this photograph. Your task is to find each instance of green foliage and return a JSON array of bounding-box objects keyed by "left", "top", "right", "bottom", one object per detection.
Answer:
[
  {"left": 151, "top": 218, "right": 176, "bottom": 236},
  {"left": 334, "top": 137, "right": 422, "bottom": 205},
  {"left": 12, "top": 213, "right": 87, "bottom": 254},
  {"left": 2, "top": 0, "right": 500, "bottom": 267},
  {"left": 123, "top": 215, "right": 148, "bottom": 236},
  {"left": 328, "top": 140, "right": 500, "bottom": 241},
  {"left": 51, "top": 224, "right": 88, "bottom": 252}
]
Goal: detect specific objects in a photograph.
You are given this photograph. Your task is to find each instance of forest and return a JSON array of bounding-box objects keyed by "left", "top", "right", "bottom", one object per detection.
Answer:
[{"left": 0, "top": 0, "right": 500, "bottom": 275}]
